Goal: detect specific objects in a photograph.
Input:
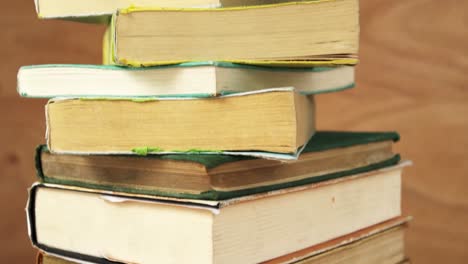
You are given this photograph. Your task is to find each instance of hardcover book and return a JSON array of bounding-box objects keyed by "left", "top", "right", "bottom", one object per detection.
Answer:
[
  {"left": 17, "top": 63, "right": 354, "bottom": 98},
  {"left": 108, "top": 0, "right": 359, "bottom": 67},
  {"left": 36, "top": 217, "right": 410, "bottom": 264},
  {"left": 28, "top": 163, "right": 409, "bottom": 264},
  {"left": 45, "top": 88, "right": 315, "bottom": 159},
  {"left": 36, "top": 131, "right": 401, "bottom": 200}
]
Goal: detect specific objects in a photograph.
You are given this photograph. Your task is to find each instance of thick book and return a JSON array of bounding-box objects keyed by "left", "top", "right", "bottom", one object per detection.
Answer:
[
  {"left": 17, "top": 63, "right": 354, "bottom": 98},
  {"left": 27, "top": 163, "right": 409, "bottom": 264},
  {"left": 34, "top": 0, "right": 309, "bottom": 21},
  {"left": 36, "top": 131, "right": 401, "bottom": 200},
  {"left": 36, "top": 217, "right": 410, "bottom": 264},
  {"left": 45, "top": 88, "right": 315, "bottom": 160},
  {"left": 109, "top": 0, "right": 359, "bottom": 67}
]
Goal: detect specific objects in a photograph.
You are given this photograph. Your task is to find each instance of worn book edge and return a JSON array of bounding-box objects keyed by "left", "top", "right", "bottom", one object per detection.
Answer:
[
  {"left": 35, "top": 156, "right": 405, "bottom": 200},
  {"left": 109, "top": 1, "right": 358, "bottom": 67},
  {"left": 17, "top": 63, "right": 355, "bottom": 98},
  {"left": 45, "top": 88, "right": 312, "bottom": 160}
]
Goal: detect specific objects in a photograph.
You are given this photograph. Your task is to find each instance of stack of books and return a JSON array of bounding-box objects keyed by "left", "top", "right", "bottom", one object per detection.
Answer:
[{"left": 19, "top": 0, "right": 411, "bottom": 263}]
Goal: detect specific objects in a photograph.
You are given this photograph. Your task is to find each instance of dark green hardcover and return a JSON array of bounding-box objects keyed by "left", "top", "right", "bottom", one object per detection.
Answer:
[{"left": 35, "top": 131, "right": 400, "bottom": 200}]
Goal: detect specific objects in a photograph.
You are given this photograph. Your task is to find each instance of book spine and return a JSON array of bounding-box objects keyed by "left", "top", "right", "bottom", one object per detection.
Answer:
[
  {"left": 102, "top": 25, "right": 112, "bottom": 65},
  {"left": 35, "top": 145, "right": 46, "bottom": 181}
]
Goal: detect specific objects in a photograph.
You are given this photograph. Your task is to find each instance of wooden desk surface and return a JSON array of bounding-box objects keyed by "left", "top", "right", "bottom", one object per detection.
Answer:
[{"left": 1, "top": 0, "right": 467, "bottom": 263}]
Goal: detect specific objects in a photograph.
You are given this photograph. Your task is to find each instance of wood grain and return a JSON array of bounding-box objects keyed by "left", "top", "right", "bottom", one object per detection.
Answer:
[
  {"left": 318, "top": 1, "right": 468, "bottom": 263},
  {"left": 1, "top": 0, "right": 468, "bottom": 263}
]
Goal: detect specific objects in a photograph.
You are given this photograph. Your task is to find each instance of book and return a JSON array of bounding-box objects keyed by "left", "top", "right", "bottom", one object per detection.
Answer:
[
  {"left": 45, "top": 88, "right": 315, "bottom": 159},
  {"left": 109, "top": 0, "right": 359, "bottom": 67},
  {"left": 264, "top": 219, "right": 409, "bottom": 264},
  {"left": 36, "top": 217, "right": 410, "bottom": 264},
  {"left": 27, "top": 162, "right": 409, "bottom": 264},
  {"left": 34, "top": 0, "right": 310, "bottom": 21},
  {"left": 36, "top": 131, "right": 401, "bottom": 200},
  {"left": 17, "top": 63, "right": 354, "bottom": 98}
]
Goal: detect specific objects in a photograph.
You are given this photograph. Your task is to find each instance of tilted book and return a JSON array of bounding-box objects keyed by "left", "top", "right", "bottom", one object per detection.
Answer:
[
  {"left": 36, "top": 131, "right": 401, "bottom": 200},
  {"left": 45, "top": 88, "right": 315, "bottom": 160},
  {"left": 17, "top": 63, "right": 354, "bottom": 98},
  {"left": 107, "top": 0, "right": 359, "bottom": 67},
  {"left": 27, "top": 162, "right": 410, "bottom": 264}
]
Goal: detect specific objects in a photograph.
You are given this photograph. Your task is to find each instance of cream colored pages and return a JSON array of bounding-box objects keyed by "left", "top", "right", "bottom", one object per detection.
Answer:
[
  {"left": 32, "top": 166, "right": 403, "bottom": 264},
  {"left": 212, "top": 169, "right": 402, "bottom": 263},
  {"left": 114, "top": 0, "right": 359, "bottom": 65}
]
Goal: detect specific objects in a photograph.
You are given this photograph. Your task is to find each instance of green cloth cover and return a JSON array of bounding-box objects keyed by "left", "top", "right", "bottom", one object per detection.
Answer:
[{"left": 35, "top": 131, "right": 400, "bottom": 200}]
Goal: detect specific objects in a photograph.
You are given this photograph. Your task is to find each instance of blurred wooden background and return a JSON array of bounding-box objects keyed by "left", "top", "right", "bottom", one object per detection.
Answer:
[{"left": 2, "top": 0, "right": 468, "bottom": 263}]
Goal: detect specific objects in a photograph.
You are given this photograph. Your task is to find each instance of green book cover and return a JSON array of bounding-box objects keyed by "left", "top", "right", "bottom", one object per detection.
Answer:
[{"left": 36, "top": 131, "right": 400, "bottom": 200}]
